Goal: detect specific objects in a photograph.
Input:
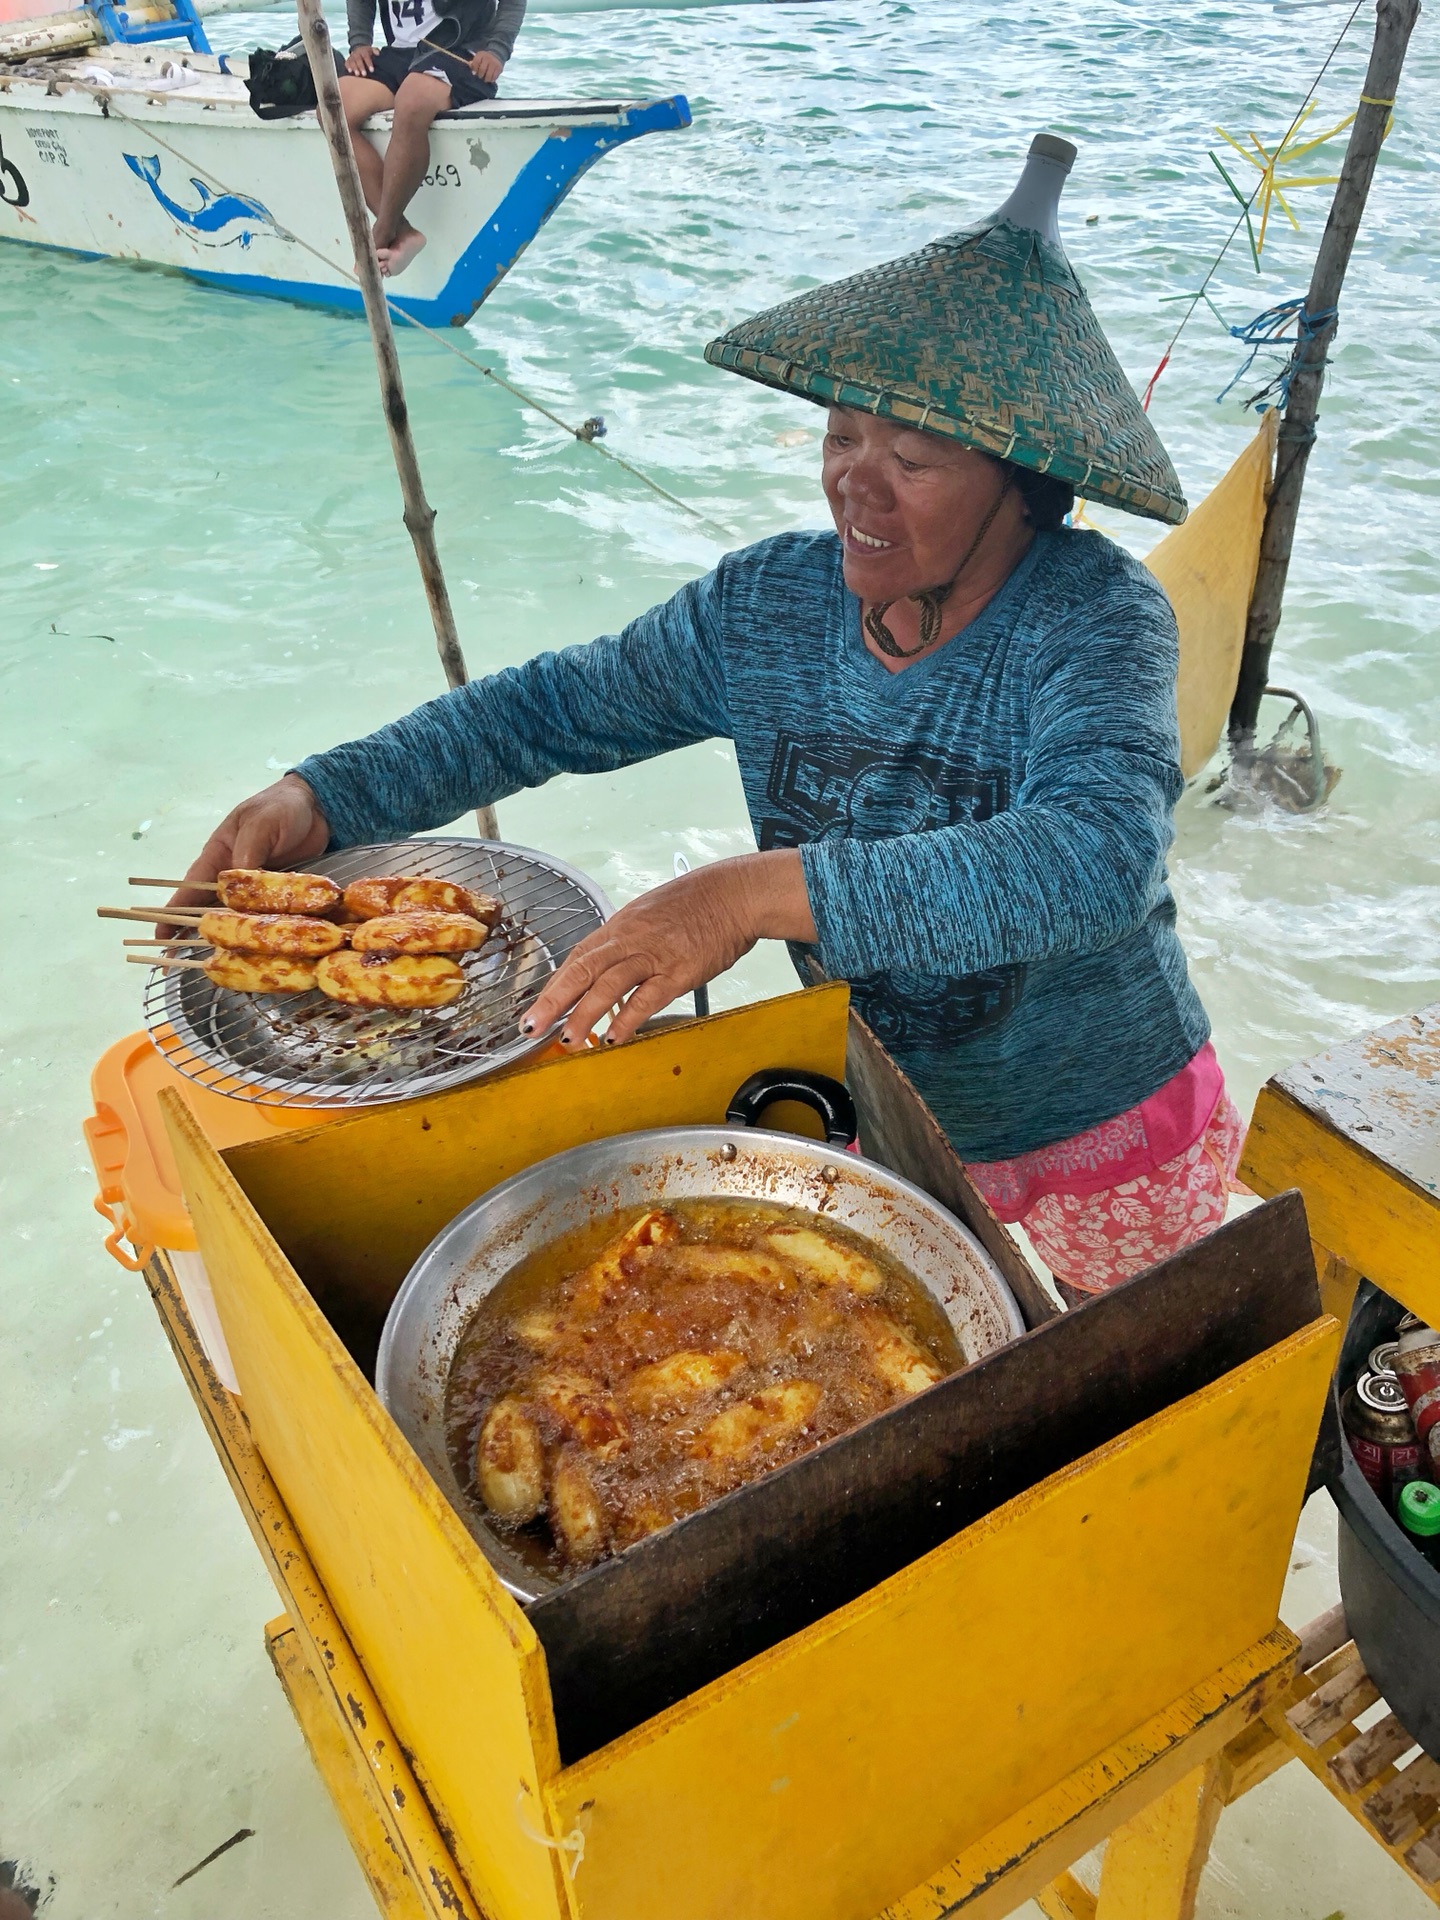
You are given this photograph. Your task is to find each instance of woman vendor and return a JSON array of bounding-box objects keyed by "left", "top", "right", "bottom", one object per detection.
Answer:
[{"left": 174, "top": 135, "right": 1242, "bottom": 1303}]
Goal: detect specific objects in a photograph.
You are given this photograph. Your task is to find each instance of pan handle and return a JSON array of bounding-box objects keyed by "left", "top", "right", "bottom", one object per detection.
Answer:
[{"left": 725, "top": 1069, "right": 858, "bottom": 1148}]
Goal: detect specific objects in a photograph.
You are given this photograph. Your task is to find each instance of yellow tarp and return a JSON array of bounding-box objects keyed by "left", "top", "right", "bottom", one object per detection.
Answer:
[{"left": 1144, "top": 412, "right": 1277, "bottom": 778}]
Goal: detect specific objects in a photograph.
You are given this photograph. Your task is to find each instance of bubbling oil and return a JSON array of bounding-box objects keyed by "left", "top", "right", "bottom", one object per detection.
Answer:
[{"left": 444, "top": 1196, "right": 964, "bottom": 1580}]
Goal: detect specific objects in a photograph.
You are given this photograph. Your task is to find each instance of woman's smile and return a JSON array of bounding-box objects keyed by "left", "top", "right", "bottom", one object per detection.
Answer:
[{"left": 844, "top": 523, "right": 898, "bottom": 553}]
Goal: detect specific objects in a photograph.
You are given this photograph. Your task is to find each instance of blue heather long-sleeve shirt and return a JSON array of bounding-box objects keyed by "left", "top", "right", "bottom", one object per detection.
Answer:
[{"left": 297, "top": 527, "right": 1209, "bottom": 1161}]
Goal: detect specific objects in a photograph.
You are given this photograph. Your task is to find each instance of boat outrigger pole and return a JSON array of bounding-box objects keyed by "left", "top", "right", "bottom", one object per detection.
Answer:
[
  {"left": 1227, "top": 0, "right": 1421, "bottom": 798},
  {"left": 296, "top": 0, "right": 499, "bottom": 841}
]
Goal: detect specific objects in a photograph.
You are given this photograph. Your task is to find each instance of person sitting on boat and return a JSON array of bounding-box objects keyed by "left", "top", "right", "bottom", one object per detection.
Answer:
[
  {"left": 341, "top": 0, "right": 527, "bottom": 277},
  {"left": 173, "top": 135, "right": 1245, "bottom": 1305}
]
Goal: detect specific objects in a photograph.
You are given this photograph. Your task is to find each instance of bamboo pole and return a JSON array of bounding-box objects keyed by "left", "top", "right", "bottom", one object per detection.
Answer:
[
  {"left": 1228, "top": 0, "right": 1421, "bottom": 749},
  {"left": 296, "top": 0, "right": 499, "bottom": 841}
]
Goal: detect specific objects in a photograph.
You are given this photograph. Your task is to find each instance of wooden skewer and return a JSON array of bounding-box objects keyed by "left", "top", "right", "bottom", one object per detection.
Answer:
[
  {"left": 128, "top": 876, "right": 220, "bottom": 891},
  {"left": 127, "top": 953, "right": 211, "bottom": 970},
  {"left": 98, "top": 906, "right": 206, "bottom": 924},
  {"left": 123, "top": 937, "right": 209, "bottom": 948}
]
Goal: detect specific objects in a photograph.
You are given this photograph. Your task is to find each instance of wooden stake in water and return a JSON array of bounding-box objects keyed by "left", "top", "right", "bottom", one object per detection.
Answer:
[
  {"left": 1229, "top": 0, "right": 1422, "bottom": 751},
  {"left": 296, "top": 0, "right": 499, "bottom": 841}
]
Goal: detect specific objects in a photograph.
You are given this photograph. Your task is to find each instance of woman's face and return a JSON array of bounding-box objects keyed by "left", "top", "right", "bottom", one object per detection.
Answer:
[{"left": 820, "top": 405, "right": 1012, "bottom": 602}]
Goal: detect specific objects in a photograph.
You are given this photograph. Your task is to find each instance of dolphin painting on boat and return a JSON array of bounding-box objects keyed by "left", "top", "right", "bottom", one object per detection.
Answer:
[{"left": 122, "top": 152, "right": 276, "bottom": 248}]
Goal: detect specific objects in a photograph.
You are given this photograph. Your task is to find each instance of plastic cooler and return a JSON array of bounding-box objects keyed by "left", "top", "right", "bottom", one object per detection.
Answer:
[
  {"left": 85, "top": 1027, "right": 572, "bottom": 1388},
  {"left": 84, "top": 1032, "right": 349, "bottom": 1388}
]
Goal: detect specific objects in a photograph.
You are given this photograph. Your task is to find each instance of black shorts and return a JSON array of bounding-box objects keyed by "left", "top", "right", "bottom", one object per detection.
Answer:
[{"left": 368, "top": 42, "right": 497, "bottom": 107}]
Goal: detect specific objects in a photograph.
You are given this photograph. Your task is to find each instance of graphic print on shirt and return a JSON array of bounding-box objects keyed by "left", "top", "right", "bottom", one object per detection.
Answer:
[
  {"left": 759, "top": 732, "right": 1025, "bottom": 1049},
  {"left": 382, "top": 0, "right": 441, "bottom": 49}
]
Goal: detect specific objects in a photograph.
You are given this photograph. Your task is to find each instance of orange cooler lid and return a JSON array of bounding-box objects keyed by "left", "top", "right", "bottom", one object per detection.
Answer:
[
  {"left": 85, "top": 1032, "right": 342, "bottom": 1258},
  {"left": 85, "top": 1029, "right": 571, "bottom": 1263}
]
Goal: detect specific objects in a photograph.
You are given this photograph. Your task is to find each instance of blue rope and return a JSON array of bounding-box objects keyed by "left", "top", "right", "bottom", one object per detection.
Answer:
[{"left": 1216, "top": 297, "right": 1338, "bottom": 411}]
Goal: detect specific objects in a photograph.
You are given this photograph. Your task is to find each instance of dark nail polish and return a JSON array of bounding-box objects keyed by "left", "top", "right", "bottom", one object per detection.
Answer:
[{"left": 520, "top": 1020, "right": 534, "bottom": 1034}]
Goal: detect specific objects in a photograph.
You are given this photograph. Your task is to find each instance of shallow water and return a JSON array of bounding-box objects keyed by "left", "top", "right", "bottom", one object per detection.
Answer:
[{"left": 2, "top": 0, "right": 1438, "bottom": 1912}]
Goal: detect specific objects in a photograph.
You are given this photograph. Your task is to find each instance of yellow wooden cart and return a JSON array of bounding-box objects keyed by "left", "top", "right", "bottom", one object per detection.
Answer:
[{"left": 91, "top": 982, "right": 1339, "bottom": 1920}]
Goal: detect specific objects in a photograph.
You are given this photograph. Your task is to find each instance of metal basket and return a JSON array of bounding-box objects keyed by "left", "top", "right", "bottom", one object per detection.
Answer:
[{"left": 143, "top": 838, "right": 611, "bottom": 1109}]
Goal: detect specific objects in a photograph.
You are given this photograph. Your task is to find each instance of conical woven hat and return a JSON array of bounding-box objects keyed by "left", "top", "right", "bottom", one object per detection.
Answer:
[{"left": 705, "top": 138, "right": 1186, "bottom": 525}]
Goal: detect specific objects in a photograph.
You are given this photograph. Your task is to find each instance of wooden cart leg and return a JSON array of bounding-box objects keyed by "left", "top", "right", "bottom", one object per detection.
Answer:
[
  {"left": 1091, "top": 1760, "right": 1225, "bottom": 1920},
  {"left": 1035, "top": 1869, "right": 1097, "bottom": 1920}
]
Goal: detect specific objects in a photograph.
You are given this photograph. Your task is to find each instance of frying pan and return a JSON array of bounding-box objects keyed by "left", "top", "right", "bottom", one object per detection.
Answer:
[{"left": 377, "top": 1070, "right": 1025, "bottom": 1599}]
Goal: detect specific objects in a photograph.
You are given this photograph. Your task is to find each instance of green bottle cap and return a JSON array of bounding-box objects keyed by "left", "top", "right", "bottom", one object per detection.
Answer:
[{"left": 1400, "top": 1481, "right": 1440, "bottom": 1537}]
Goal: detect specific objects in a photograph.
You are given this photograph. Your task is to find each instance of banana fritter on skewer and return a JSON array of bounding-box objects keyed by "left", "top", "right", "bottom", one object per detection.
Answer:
[
  {"left": 315, "top": 950, "right": 466, "bottom": 1009},
  {"left": 203, "top": 951, "right": 320, "bottom": 995},
  {"left": 216, "top": 869, "right": 342, "bottom": 915},
  {"left": 342, "top": 875, "right": 503, "bottom": 925},
  {"left": 350, "top": 910, "right": 491, "bottom": 955},
  {"left": 198, "top": 910, "right": 348, "bottom": 957}
]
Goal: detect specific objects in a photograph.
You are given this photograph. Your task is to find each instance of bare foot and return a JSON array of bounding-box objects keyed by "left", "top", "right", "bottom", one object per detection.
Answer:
[{"left": 378, "top": 227, "right": 427, "bottom": 278}]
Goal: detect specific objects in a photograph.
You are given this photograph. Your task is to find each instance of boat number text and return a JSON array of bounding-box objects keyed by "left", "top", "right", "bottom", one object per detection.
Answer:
[
  {"left": 423, "top": 163, "right": 462, "bottom": 188},
  {"left": 0, "top": 135, "right": 29, "bottom": 207},
  {"left": 27, "top": 126, "right": 70, "bottom": 169}
]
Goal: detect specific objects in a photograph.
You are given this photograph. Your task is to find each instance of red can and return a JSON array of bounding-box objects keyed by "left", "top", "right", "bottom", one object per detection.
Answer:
[
  {"left": 1395, "top": 1324, "right": 1440, "bottom": 1473},
  {"left": 1342, "top": 1369, "right": 1423, "bottom": 1506}
]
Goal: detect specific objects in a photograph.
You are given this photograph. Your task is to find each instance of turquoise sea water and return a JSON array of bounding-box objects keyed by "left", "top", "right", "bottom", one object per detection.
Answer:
[{"left": 3, "top": 2, "right": 1438, "bottom": 1913}]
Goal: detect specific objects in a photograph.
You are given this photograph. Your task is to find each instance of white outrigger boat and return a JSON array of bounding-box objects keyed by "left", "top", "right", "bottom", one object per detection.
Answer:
[{"left": 0, "top": 12, "right": 689, "bottom": 324}]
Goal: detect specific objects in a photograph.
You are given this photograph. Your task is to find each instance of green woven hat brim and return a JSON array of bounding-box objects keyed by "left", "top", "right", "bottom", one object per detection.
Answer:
[{"left": 705, "top": 221, "right": 1187, "bottom": 526}]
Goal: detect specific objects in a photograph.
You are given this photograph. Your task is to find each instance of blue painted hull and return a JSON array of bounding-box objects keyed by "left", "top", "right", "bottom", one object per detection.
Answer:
[{"left": 0, "top": 71, "right": 689, "bottom": 325}]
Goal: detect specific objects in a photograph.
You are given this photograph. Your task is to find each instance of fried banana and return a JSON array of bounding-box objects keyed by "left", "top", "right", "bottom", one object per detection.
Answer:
[
  {"left": 532, "top": 1372, "right": 629, "bottom": 1457},
  {"left": 854, "top": 1311, "right": 945, "bottom": 1397},
  {"left": 661, "top": 1243, "right": 801, "bottom": 1293},
  {"left": 198, "top": 909, "right": 346, "bottom": 958},
  {"left": 549, "top": 1451, "right": 609, "bottom": 1565},
  {"left": 474, "top": 1397, "right": 546, "bottom": 1522},
  {"left": 314, "top": 950, "right": 465, "bottom": 1010},
  {"left": 689, "top": 1380, "right": 823, "bottom": 1463},
  {"left": 393, "top": 879, "right": 502, "bottom": 925},
  {"left": 216, "top": 868, "right": 341, "bottom": 915},
  {"left": 350, "top": 910, "right": 490, "bottom": 956},
  {"left": 341, "top": 875, "right": 503, "bottom": 925},
  {"left": 511, "top": 1306, "right": 567, "bottom": 1353},
  {"left": 622, "top": 1349, "right": 746, "bottom": 1416},
  {"left": 759, "top": 1224, "right": 884, "bottom": 1295},
  {"left": 341, "top": 876, "right": 412, "bottom": 920},
  {"left": 566, "top": 1210, "right": 681, "bottom": 1315},
  {"left": 203, "top": 950, "right": 319, "bottom": 996},
  {"left": 612, "top": 1496, "right": 676, "bottom": 1549}
]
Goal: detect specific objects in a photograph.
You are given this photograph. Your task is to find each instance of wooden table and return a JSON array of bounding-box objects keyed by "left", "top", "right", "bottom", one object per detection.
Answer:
[{"left": 1243, "top": 1001, "right": 1440, "bottom": 1329}]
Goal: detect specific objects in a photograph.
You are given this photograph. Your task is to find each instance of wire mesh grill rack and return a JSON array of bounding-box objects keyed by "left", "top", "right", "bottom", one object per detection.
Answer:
[{"left": 143, "top": 839, "right": 611, "bottom": 1109}]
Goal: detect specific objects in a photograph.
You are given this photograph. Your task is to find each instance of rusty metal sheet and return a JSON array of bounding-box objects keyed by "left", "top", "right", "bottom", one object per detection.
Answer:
[{"left": 1274, "top": 1003, "right": 1440, "bottom": 1200}]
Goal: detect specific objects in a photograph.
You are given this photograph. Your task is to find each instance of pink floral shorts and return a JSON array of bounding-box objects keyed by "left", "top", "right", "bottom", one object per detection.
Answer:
[{"left": 1016, "top": 1093, "right": 1249, "bottom": 1295}]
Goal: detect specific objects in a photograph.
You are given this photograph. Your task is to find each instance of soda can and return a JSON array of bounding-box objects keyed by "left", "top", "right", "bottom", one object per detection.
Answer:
[
  {"left": 1342, "top": 1369, "right": 1423, "bottom": 1505},
  {"left": 1369, "top": 1339, "right": 1400, "bottom": 1378},
  {"left": 1395, "top": 1327, "right": 1440, "bottom": 1473}
]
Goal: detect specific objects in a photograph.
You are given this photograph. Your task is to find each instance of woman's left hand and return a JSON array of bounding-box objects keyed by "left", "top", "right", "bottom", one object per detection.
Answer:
[
  {"left": 468, "top": 48, "right": 502, "bottom": 81},
  {"left": 523, "top": 849, "right": 817, "bottom": 1049}
]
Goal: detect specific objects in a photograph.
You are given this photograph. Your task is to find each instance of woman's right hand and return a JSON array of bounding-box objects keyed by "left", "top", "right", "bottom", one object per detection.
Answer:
[
  {"left": 344, "top": 43, "right": 377, "bottom": 75},
  {"left": 163, "top": 774, "right": 331, "bottom": 920}
]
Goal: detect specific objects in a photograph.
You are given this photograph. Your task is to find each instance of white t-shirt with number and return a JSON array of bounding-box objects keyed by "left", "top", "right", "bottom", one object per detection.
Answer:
[{"left": 385, "top": 0, "right": 442, "bottom": 50}]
